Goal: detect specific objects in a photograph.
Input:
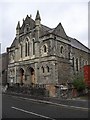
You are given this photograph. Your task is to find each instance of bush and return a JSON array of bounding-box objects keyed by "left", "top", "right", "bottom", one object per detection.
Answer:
[{"left": 73, "top": 73, "right": 86, "bottom": 91}]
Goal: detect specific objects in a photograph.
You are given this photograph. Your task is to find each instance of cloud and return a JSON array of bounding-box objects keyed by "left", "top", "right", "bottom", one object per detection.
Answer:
[
  {"left": 0, "top": 0, "right": 89, "bottom": 53},
  {"left": 1, "top": 0, "right": 89, "bottom": 3}
]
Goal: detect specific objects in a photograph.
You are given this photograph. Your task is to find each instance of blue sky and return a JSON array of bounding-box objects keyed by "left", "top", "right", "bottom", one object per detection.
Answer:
[{"left": 0, "top": 0, "right": 89, "bottom": 53}]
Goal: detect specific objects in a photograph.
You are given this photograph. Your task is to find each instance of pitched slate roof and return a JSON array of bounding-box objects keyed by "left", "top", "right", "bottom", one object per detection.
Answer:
[
  {"left": 39, "top": 24, "right": 52, "bottom": 37},
  {"left": 69, "top": 37, "right": 90, "bottom": 53},
  {"left": 40, "top": 23, "right": 69, "bottom": 41},
  {"left": 52, "top": 23, "right": 69, "bottom": 40},
  {"left": 11, "top": 38, "right": 16, "bottom": 47}
]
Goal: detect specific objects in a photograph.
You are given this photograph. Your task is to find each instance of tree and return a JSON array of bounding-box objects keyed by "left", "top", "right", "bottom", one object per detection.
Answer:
[{"left": 73, "top": 73, "right": 86, "bottom": 91}]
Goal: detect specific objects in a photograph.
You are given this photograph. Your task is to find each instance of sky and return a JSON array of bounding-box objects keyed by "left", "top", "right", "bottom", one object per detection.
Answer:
[{"left": 0, "top": 0, "right": 89, "bottom": 53}]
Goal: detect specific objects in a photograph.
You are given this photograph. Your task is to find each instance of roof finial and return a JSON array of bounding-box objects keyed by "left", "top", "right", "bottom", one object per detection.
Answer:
[
  {"left": 16, "top": 21, "right": 20, "bottom": 29},
  {"left": 23, "top": 18, "right": 24, "bottom": 22},
  {"left": 35, "top": 10, "right": 41, "bottom": 21},
  {"left": 30, "top": 14, "right": 32, "bottom": 18}
]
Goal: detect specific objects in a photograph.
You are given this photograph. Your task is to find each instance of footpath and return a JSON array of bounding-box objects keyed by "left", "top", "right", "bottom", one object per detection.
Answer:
[{"left": 3, "top": 91, "right": 89, "bottom": 110}]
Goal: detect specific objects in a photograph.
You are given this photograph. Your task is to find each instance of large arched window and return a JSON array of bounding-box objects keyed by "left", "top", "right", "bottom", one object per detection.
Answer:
[
  {"left": 20, "top": 44, "right": 23, "bottom": 58},
  {"left": 32, "top": 39, "right": 35, "bottom": 55},
  {"left": 25, "top": 42, "right": 28, "bottom": 57},
  {"left": 28, "top": 41, "right": 29, "bottom": 56},
  {"left": 25, "top": 38, "right": 30, "bottom": 57}
]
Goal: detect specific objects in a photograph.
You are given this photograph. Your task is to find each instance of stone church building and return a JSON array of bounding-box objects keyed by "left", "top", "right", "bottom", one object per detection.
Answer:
[{"left": 7, "top": 11, "right": 90, "bottom": 97}]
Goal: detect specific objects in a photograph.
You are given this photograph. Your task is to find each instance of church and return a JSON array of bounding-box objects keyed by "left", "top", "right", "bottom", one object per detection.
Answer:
[{"left": 7, "top": 10, "right": 90, "bottom": 97}]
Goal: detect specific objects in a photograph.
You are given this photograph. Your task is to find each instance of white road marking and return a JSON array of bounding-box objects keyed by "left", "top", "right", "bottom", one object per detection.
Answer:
[
  {"left": 11, "top": 95, "right": 89, "bottom": 111},
  {"left": 5, "top": 94, "right": 89, "bottom": 111},
  {"left": 11, "top": 106, "right": 55, "bottom": 120}
]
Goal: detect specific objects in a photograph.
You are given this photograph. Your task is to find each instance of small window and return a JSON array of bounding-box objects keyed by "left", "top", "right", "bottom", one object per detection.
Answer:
[
  {"left": 83, "top": 60, "right": 85, "bottom": 66},
  {"left": 60, "top": 46, "right": 63, "bottom": 54},
  {"left": 68, "top": 52, "right": 71, "bottom": 60},
  {"left": 47, "top": 66, "right": 49, "bottom": 72},
  {"left": 26, "top": 24, "right": 29, "bottom": 32},
  {"left": 41, "top": 66, "right": 44, "bottom": 73},
  {"left": 27, "top": 27, "right": 29, "bottom": 32},
  {"left": 86, "top": 60, "right": 88, "bottom": 65},
  {"left": 72, "top": 57, "right": 74, "bottom": 68},
  {"left": 76, "top": 58, "right": 79, "bottom": 71},
  {"left": 43, "top": 45, "right": 47, "bottom": 53}
]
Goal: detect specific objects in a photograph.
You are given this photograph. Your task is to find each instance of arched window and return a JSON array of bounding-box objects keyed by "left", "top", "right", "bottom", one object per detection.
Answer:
[
  {"left": 26, "top": 24, "right": 29, "bottom": 32},
  {"left": 21, "top": 44, "right": 23, "bottom": 58},
  {"left": 25, "top": 38, "right": 30, "bottom": 57},
  {"left": 86, "top": 60, "right": 88, "bottom": 65},
  {"left": 32, "top": 39, "right": 35, "bottom": 55},
  {"left": 68, "top": 52, "right": 71, "bottom": 60},
  {"left": 27, "top": 27, "right": 29, "bottom": 32},
  {"left": 41, "top": 66, "right": 44, "bottom": 73},
  {"left": 83, "top": 60, "right": 85, "bottom": 66},
  {"left": 60, "top": 46, "right": 64, "bottom": 54},
  {"left": 28, "top": 41, "right": 29, "bottom": 56},
  {"left": 72, "top": 57, "right": 74, "bottom": 69},
  {"left": 43, "top": 45, "right": 47, "bottom": 53},
  {"left": 25, "top": 42, "right": 28, "bottom": 57},
  {"left": 19, "top": 68, "right": 24, "bottom": 85},
  {"left": 76, "top": 58, "right": 79, "bottom": 71},
  {"left": 47, "top": 66, "right": 49, "bottom": 72}
]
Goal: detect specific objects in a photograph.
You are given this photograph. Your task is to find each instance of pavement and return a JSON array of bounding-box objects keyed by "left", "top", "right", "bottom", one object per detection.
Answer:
[{"left": 3, "top": 91, "right": 89, "bottom": 109}]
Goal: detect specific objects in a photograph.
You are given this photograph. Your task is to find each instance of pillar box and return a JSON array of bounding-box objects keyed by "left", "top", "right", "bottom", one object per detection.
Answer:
[{"left": 84, "top": 65, "right": 90, "bottom": 87}]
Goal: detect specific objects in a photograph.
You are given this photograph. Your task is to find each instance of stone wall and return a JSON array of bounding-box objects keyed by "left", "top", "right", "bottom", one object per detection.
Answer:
[
  {"left": 57, "top": 58, "right": 72, "bottom": 84},
  {"left": 46, "top": 84, "right": 56, "bottom": 97},
  {"left": 71, "top": 46, "right": 90, "bottom": 73}
]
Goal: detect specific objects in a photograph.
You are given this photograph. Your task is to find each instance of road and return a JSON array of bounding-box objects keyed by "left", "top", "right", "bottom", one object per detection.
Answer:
[{"left": 2, "top": 94, "right": 88, "bottom": 119}]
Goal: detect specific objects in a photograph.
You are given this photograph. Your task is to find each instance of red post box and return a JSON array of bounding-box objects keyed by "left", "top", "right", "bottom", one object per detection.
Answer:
[{"left": 84, "top": 65, "right": 90, "bottom": 87}]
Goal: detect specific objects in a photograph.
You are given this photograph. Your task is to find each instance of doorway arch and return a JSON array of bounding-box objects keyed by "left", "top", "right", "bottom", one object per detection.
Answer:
[
  {"left": 29, "top": 67, "right": 35, "bottom": 85},
  {"left": 19, "top": 68, "right": 24, "bottom": 85}
]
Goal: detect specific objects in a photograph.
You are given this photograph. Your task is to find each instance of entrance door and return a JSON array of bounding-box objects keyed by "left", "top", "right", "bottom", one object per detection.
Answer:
[
  {"left": 19, "top": 68, "right": 24, "bottom": 85},
  {"left": 29, "top": 67, "right": 35, "bottom": 85}
]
